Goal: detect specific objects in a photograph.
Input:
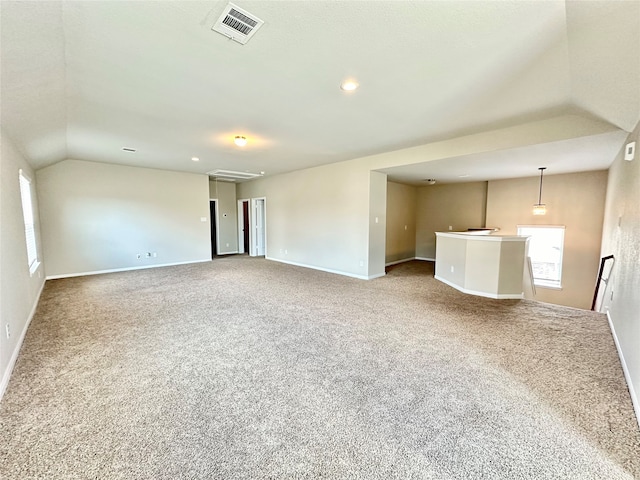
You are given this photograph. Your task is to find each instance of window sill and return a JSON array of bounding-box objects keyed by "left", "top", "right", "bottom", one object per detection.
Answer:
[
  {"left": 534, "top": 282, "right": 562, "bottom": 291},
  {"left": 29, "top": 261, "right": 41, "bottom": 277}
]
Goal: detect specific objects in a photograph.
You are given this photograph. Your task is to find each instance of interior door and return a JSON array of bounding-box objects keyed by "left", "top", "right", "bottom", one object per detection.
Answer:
[{"left": 253, "top": 198, "right": 265, "bottom": 257}]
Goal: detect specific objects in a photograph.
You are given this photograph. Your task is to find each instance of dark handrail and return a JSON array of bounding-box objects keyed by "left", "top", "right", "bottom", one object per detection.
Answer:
[{"left": 591, "top": 255, "right": 614, "bottom": 311}]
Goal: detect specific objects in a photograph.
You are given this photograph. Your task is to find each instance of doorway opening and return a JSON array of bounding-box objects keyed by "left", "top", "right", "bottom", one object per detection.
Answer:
[
  {"left": 209, "top": 200, "right": 219, "bottom": 259},
  {"left": 237, "top": 199, "right": 250, "bottom": 254}
]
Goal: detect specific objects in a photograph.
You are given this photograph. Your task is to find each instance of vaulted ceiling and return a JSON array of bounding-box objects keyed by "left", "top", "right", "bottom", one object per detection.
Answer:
[{"left": 1, "top": 1, "right": 638, "bottom": 183}]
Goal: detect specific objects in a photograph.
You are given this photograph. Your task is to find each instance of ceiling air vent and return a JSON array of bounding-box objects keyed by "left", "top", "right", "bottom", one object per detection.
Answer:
[
  {"left": 207, "top": 169, "right": 263, "bottom": 181},
  {"left": 212, "top": 3, "right": 264, "bottom": 45}
]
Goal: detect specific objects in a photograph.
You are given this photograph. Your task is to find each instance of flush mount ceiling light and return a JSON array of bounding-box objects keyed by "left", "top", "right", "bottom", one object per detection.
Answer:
[
  {"left": 532, "top": 167, "right": 547, "bottom": 215},
  {"left": 191, "top": 157, "right": 200, "bottom": 162},
  {"left": 234, "top": 136, "right": 247, "bottom": 147},
  {"left": 340, "top": 80, "right": 359, "bottom": 92}
]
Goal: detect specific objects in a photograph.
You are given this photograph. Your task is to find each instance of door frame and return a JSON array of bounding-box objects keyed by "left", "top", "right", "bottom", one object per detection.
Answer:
[
  {"left": 209, "top": 198, "right": 220, "bottom": 257},
  {"left": 237, "top": 198, "right": 250, "bottom": 254},
  {"left": 249, "top": 197, "right": 267, "bottom": 257}
]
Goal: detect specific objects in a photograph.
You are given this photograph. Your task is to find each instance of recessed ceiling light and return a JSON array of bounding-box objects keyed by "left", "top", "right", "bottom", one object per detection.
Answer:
[
  {"left": 458, "top": 174, "right": 470, "bottom": 178},
  {"left": 191, "top": 157, "right": 200, "bottom": 162},
  {"left": 340, "top": 80, "right": 359, "bottom": 92},
  {"left": 122, "top": 147, "right": 136, "bottom": 152},
  {"left": 234, "top": 136, "right": 247, "bottom": 147}
]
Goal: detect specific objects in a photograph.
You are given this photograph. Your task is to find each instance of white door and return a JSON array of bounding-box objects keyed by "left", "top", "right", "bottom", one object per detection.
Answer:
[{"left": 251, "top": 198, "right": 266, "bottom": 257}]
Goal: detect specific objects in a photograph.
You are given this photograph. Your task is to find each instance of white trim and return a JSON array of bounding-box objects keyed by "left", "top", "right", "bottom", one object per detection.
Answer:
[
  {"left": 434, "top": 275, "right": 524, "bottom": 299},
  {"left": 19, "top": 170, "right": 39, "bottom": 272},
  {"left": 237, "top": 199, "right": 249, "bottom": 254},
  {"left": 217, "top": 251, "right": 239, "bottom": 256},
  {"left": 435, "top": 232, "right": 527, "bottom": 242},
  {"left": 535, "top": 283, "right": 563, "bottom": 291},
  {"left": 29, "top": 260, "right": 41, "bottom": 277},
  {"left": 267, "top": 256, "right": 385, "bottom": 280},
  {"left": 606, "top": 311, "right": 640, "bottom": 430},
  {"left": 0, "top": 279, "right": 46, "bottom": 402},
  {"left": 517, "top": 225, "right": 565, "bottom": 289},
  {"left": 250, "top": 197, "right": 267, "bottom": 257},
  {"left": 209, "top": 198, "right": 219, "bottom": 256},
  {"left": 385, "top": 257, "right": 435, "bottom": 266},
  {"left": 385, "top": 257, "right": 416, "bottom": 266},
  {"left": 45, "top": 259, "right": 211, "bottom": 280}
]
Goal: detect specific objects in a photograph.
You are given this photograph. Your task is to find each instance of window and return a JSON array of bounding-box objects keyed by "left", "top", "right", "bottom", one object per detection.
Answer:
[
  {"left": 19, "top": 170, "right": 39, "bottom": 274},
  {"left": 517, "top": 225, "right": 564, "bottom": 289}
]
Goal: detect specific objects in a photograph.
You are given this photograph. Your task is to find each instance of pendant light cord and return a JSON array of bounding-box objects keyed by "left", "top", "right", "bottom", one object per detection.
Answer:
[{"left": 538, "top": 167, "right": 546, "bottom": 204}]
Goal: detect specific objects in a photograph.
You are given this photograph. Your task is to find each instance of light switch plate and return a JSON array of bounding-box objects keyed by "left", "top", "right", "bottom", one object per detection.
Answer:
[{"left": 624, "top": 141, "right": 635, "bottom": 161}]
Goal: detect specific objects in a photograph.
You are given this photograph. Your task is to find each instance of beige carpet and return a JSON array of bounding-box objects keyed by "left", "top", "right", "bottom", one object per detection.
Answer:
[{"left": 1, "top": 257, "right": 639, "bottom": 479}]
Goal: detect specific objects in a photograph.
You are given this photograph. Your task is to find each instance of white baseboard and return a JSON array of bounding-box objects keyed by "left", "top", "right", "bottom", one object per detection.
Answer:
[
  {"left": 46, "top": 258, "right": 212, "bottom": 280},
  {"left": 434, "top": 275, "right": 523, "bottom": 299},
  {"left": 266, "top": 256, "right": 383, "bottom": 280},
  {"left": 0, "top": 280, "right": 46, "bottom": 402},
  {"left": 385, "top": 257, "right": 416, "bottom": 267},
  {"left": 385, "top": 257, "right": 435, "bottom": 266},
  {"left": 606, "top": 310, "right": 640, "bottom": 430}
]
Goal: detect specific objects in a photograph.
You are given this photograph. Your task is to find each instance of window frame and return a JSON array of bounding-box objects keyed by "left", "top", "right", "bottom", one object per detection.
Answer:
[
  {"left": 517, "top": 225, "right": 565, "bottom": 290},
  {"left": 19, "top": 169, "right": 40, "bottom": 275}
]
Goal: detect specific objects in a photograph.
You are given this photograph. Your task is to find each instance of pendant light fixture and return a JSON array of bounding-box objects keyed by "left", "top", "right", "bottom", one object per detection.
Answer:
[
  {"left": 234, "top": 136, "right": 247, "bottom": 147},
  {"left": 532, "top": 167, "right": 547, "bottom": 215}
]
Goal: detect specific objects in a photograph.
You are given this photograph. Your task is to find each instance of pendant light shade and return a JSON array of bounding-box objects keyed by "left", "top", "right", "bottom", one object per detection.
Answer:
[{"left": 532, "top": 167, "right": 547, "bottom": 215}]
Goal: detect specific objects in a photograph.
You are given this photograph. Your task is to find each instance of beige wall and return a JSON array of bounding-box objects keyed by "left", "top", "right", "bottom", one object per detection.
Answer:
[
  {"left": 600, "top": 124, "right": 640, "bottom": 423},
  {"left": 368, "top": 172, "right": 387, "bottom": 277},
  {"left": 385, "top": 181, "right": 417, "bottom": 264},
  {"left": 435, "top": 233, "right": 527, "bottom": 299},
  {"left": 416, "top": 182, "right": 487, "bottom": 260},
  {"left": 1, "top": 130, "right": 46, "bottom": 399},
  {"left": 486, "top": 171, "right": 607, "bottom": 309},
  {"left": 37, "top": 159, "right": 212, "bottom": 277},
  {"left": 209, "top": 179, "right": 238, "bottom": 255},
  {"left": 235, "top": 116, "right": 612, "bottom": 280},
  {"left": 237, "top": 160, "right": 377, "bottom": 279}
]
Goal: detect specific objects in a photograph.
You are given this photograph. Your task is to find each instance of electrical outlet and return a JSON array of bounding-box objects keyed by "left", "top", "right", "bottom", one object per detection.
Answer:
[
  {"left": 450, "top": 266, "right": 455, "bottom": 273},
  {"left": 5, "top": 324, "right": 10, "bottom": 339},
  {"left": 152, "top": 252, "right": 157, "bottom": 258}
]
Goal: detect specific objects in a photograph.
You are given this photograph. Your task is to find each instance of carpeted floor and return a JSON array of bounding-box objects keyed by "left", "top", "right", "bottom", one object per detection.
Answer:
[{"left": 1, "top": 257, "right": 639, "bottom": 479}]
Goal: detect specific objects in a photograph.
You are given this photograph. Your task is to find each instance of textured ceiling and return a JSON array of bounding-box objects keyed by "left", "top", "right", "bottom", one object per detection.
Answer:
[{"left": 1, "top": 1, "right": 638, "bottom": 182}]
